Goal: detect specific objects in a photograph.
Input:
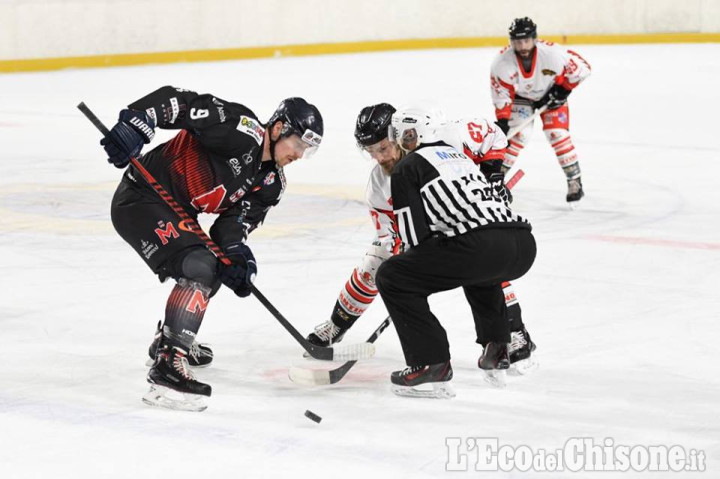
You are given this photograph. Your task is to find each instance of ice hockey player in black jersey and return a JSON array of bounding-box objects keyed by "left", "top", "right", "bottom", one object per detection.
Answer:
[
  {"left": 375, "top": 106, "right": 536, "bottom": 398},
  {"left": 102, "top": 86, "right": 323, "bottom": 411}
]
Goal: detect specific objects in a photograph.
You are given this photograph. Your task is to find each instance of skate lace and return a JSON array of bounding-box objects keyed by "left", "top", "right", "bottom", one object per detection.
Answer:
[
  {"left": 313, "top": 321, "right": 342, "bottom": 343},
  {"left": 400, "top": 365, "right": 425, "bottom": 376},
  {"left": 567, "top": 179, "right": 581, "bottom": 194},
  {"left": 173, "top": 352, "right": 195, "bottom": 380},
  {"left": 509, "top": 331, "right": 527, "bottom": 353}
]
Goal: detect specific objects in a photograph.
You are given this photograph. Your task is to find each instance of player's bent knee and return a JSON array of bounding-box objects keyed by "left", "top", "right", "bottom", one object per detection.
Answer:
[{"left": 178, "top": 247, "right": 222, "bottom": 296}]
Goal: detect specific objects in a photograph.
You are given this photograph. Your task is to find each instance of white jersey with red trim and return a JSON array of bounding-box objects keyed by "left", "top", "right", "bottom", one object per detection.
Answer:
[
  {"left": 441, "top": 117, "right": 508, "bottom": 165},
  {"left": 490, "top": 40, "right": 591, "bottom": 119},
  {"left": 366, "top": 164, "right": 400, "bottom": 255}
]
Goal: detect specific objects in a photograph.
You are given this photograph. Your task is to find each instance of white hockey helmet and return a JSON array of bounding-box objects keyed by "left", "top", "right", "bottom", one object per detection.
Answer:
[{"left": 389, "top": 104, "right": 447, "bottom": 152}]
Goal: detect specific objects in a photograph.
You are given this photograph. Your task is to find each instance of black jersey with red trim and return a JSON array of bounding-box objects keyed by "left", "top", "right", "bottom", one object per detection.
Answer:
[
  {"left": 210, "top": 159, "right": 287, "bottom": 245},
  {"left": 124, "top": 86, "right": 267, "bottom": 218}
]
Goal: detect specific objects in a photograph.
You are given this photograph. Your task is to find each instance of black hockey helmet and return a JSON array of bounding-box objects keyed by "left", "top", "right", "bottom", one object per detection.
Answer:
[
  {"left": 268, "top": 97, "right": 323, "bottom": 148},
  {"left": 509, "top": 17, "right": 537, "bottom": 40},
  {"left": 354, "top": 103, "right": 396, "bottom": 147}
]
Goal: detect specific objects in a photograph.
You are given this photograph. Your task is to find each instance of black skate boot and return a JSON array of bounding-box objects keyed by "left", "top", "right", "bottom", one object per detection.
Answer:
[
  {"left": 306, "top": 320, "right": 348, "bottom": 347},
  {"left": 478, "top": 342, "right": 510, "bottom": 388},
  {"left": 390, "top": 361, "right": 455, "bottom": 398},
  {"left": 143, "top": 344, "right": 212, "bottom": 412},
  {"left": 566, "top": 178, "right": 584, "bottom": 204},
  {"left": 509, "top": 328, "right": 538, "bottom": 375},
  {"left": 147, "top": 321, "right": 213, "bottom": 368},
  {"left": 303, "top": 320, "right": 349, "bottom": 359}
]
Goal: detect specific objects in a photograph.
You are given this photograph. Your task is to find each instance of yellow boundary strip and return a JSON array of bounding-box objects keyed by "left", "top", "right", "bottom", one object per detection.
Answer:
[{"left": 2, "top": 33, "right": 719, "bottom": 73}]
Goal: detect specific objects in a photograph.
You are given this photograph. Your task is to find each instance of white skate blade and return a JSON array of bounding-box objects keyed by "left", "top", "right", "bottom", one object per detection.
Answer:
[
  {"left": 288, "top": 366, "right": 331, "bottom": 386},
  {"left": 568, "top": 201, "right": 581, "bottom": 211},
  {"left": 331, "top": 342, "right": 375, "bottom": 361},
  {"left": 509, "top": 356, "right": 539, "bottom": 376},
  {"left": 391, "top": 382, "right": 455, "bottom": 399},
  {"left": 482, "top": 369, "right": 507, "bottom": 388},
  {"left": 141, "top": 384, "right": 208, "bottom": 412}
]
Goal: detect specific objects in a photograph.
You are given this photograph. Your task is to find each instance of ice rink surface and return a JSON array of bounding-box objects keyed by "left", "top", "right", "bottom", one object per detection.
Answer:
[{"left": 1, "top": 43, "right": 719, "bottom": 478}]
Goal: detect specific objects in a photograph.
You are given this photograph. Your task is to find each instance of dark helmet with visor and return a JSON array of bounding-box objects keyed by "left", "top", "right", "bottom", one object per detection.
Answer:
[{"left": 354, "top": 103, "right": 396, "bottom": 148}]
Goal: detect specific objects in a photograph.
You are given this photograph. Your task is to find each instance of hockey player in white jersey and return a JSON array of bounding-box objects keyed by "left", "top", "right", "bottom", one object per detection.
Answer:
[
  {"left": 305, "top": 103, "right": 537, "bottom": 375},
  {"left": 491, "top": 17, "right": 591, "bottom": 203}
]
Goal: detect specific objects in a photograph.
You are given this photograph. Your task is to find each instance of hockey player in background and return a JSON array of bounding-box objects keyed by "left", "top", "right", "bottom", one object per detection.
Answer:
[
  {"left": 305, "top": 103, "right": 537, "bottom": 384},
  {"left": 376, "top": 107, "right": 536, "bottom": 398},
  {"left": 490, "top": 17, "right": 591, "bottom": 203},
  {"left": 101, "top": 86, "right": 323, "bottom": 411}
]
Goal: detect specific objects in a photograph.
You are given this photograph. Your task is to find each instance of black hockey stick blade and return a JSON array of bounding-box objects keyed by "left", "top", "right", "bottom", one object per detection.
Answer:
[
  {"left": 289, "top": 316, "right": 392, "bottom": 385},
  {"left": 251, "top": 285, "right": 375, "bottom": 361}
]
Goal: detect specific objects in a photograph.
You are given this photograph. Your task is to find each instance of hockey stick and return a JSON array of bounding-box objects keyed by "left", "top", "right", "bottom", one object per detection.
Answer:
[
  {"left": 288, "top": 315, "right": 392, "bottom": 386},
  {"left": 77, "top": 102, "right": 374, "bottom": 362},
  {"left": 500, "top": 105, "right": 548, "bottom": 191},
  {"left": 505, "top": 104, "right": 548, "bottom": 140}
]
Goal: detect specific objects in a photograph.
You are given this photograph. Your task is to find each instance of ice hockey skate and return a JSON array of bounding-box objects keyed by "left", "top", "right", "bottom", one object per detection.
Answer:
[
  {"left": 390, "top": 361, "right": 455, "bottom": 399},
  {"left": 146, "top": 321, "right": 213, "bottom": 368},
  {"left": 566, "top": 177, "right": 584, "bottom": 206},
  {"left": 143, "top": 344, "right": 212, "bottom": 412},
  {"left": 508, "top": 328, "right": 538, "bottom": 375},
  {"left": 478, "top": 342, "right": 510, "bottom": 388},
  {"left": 303, "top": 319, "right": 348, "bottom": 358}
]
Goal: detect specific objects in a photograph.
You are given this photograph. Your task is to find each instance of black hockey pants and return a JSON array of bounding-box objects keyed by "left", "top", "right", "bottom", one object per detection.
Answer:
[{"left": 375, "top": 227, "right": 536, "bottom": 366}]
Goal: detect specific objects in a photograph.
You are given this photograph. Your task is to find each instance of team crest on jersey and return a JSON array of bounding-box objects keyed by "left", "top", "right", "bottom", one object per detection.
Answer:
[
  {"left": 263, "top": 172, "right": 276, "bottom": 186},
  {"left": 542, "top": 69, "right": 556, "bottom": 76},
  {"left": 237, "top": 116, "right": 264, "bottom": 145}
]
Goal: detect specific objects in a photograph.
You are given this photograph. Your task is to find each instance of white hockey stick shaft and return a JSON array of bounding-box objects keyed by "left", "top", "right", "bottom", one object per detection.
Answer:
[{"left": 505, "top": 104, "right": 548, "bottom": 140}]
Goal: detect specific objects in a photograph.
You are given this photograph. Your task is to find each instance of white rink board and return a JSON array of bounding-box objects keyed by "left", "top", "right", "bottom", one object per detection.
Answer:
[{"left": 0, "top": 43, "right": 719, "bottom": 478}]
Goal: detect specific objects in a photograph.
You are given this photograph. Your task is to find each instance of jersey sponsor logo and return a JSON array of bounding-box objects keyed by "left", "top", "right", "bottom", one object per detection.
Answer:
[
  {"left": 227, "top": 157, "right": 243, "bottom": 177},
  {"left": 542, "top": 68, "right": 557, "bottom": 76},
  {"left": 178, "top": 219, "right": 194, "bottom": 233},
  {"left": 263, "top": 172, "right": 276, "bottom": 186},
  {"left": 186, "top": 289, "right": 209, "bottom": 314},
  {"left": 140, "top": 239, "right": 159, "bottom": 259},
  {"left": 242, "top": 152, "right": 254, "bottom": 165},
  {"left": 435, "top": 150, "right": 465, "bottom": 160},
  {"left": 154, "top": 222, "right": 179, "bottom": 245},
  {"left": 212, "top": 97, "right": 226, "bottom": 122},
  {"left": 238, "top": 116, "right": 264, "bottom": 145},
  {"left": 169, "top": 97, "right": 179, "bottom": 124}
]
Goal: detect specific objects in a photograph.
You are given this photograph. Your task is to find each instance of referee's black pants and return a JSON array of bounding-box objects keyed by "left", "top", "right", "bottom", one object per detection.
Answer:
[{"left": 375, "top": 227, "right": 536, "bottom": 366}]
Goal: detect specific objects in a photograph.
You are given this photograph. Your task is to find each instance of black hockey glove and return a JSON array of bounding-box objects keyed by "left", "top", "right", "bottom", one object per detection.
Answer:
[
  {"left": 100, "top": 109, "right": 155, "bottom": 168},
  {"left": 534, "top": 84, "right": 571, "bottom": 110},
  {"left": 495, "top": 118, "right": 510, "bottom": 135},
  {"left": 488, "top": 172, "right": 513, "bottom": 205},
  {"left": 218, "top": 242, "right": 257, "bottom": 298}
]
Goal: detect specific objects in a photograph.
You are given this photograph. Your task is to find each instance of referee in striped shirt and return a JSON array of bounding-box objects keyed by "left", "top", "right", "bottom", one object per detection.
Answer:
[{"left": 376, "top": 106, "right": 536, "bottom": 396}]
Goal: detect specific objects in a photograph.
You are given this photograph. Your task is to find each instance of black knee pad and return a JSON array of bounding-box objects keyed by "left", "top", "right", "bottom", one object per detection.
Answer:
[{"left": 175, "top": 247, "right": 222, "bottom": 296}]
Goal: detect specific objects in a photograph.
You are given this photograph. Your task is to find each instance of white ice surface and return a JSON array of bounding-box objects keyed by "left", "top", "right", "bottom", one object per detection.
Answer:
[{"left": 1, "top": 44, "right": 719, "bottom": 478}]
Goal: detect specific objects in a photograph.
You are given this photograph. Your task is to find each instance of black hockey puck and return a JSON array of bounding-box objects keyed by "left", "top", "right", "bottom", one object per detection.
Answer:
[{"left": 304, "top": 410, "right": 322, "bottom": 423}]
